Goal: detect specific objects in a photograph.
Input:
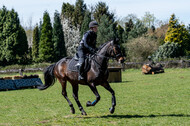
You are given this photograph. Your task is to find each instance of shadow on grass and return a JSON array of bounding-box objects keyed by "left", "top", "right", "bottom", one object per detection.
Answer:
[
  {"left": 74, "top": 114, "right": 190, "bottom": 119},
  {"left": 100, "top": 114, "right": 190, "bottom": 118}
]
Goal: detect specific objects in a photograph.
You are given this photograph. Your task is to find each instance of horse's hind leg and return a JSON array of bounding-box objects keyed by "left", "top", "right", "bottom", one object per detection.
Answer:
[
  {"left": 86, "top": 83, "right": 100, "bottom": 107},
  {"left": 72, "top": 84, "right": 87, "bottom": 115},
  {"left": 58, "top": 78, "right": 75, "bottom": 114},
  {"left": 101, "top": 81, "right": 116, "bottom": 114}
]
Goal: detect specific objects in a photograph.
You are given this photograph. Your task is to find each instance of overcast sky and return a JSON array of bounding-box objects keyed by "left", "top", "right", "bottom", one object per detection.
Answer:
[{"left": 0, "top": 0, "right": 190, "bottom": 26}]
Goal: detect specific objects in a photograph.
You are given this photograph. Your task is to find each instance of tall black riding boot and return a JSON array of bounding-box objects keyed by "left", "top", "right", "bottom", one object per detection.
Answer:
[
  {"left": 77, "top": 58, "right": 85, "bottom": 81},
  {"left": 78, "top": 64, "right": 84, "bottom": 81}
]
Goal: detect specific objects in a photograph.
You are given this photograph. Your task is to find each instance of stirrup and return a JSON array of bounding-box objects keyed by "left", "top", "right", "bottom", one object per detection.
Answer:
[{"left": 78, "top": 75, "right": 84, "bottom": 81}]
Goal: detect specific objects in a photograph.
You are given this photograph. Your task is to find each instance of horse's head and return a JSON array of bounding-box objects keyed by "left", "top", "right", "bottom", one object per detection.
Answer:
[{"left": 109, "top": 39, "right": 125, "bottom": 63}]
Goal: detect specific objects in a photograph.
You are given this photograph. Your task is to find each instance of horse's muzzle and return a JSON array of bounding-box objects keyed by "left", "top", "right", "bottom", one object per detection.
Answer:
[{"left": 118, "top": 57, "right": 125, "bottom": 64}]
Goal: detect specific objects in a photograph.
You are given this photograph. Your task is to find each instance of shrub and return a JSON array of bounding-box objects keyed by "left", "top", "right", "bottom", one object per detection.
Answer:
[
  {"left": 152, "top": 42, "right": 182, "bottom": 61},
  {"left": 125, "top": 36, "right": 159, "bottom": 62}
]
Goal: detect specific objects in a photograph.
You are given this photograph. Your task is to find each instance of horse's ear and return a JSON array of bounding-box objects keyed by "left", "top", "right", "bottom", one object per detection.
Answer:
[{"left": 113, "top": 38, "right": 119, "bottom": 44}]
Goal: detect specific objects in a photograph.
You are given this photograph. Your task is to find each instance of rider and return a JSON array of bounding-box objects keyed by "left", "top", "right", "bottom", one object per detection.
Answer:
[{"left": 77, "top": 20, "right": 98, "bottom": 81}]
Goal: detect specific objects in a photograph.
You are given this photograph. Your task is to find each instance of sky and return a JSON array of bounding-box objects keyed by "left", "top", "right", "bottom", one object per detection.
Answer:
[{"left": 0, "top": 0, "right": 190, "bottom": 27}]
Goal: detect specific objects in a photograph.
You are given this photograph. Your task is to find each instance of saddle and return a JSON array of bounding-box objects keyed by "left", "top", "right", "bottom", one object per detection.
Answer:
[{"left": 68, "top": 53, "right": 91, "bottom": 73}]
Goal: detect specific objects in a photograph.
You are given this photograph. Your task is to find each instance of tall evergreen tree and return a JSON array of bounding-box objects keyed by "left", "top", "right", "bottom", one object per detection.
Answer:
[
  {"left": 38, "top": 19, "right": 42, "bottom": 40},
  {"left": 0, "top": 6, "right": 7, "bottom": 64},
  {"left": 123, "top": 19, "right": 134, "bottom": 42},
  {"left": 16, "top": 25, "right": 28, "bottom": 64},
  {"left": 80, "top": 10, "right": 91, "bottom": 38},
  {"left": 128, "top": 20, "right": 148, "bottom": 40},
  {"left": 97, "top": 15, "right": 116, "bottom": 46},
  {"left": 93, "top": 2, "right": 114, "bottom": 23},
  {"left": 39, "top": 11, "right": 53, "bottom": 62},
  {"left": 32, "top": 24, "right": 40, "bottom": 62},
  {"left": 73, "top": 0, "right": 86, "bottom": 29},
  {"left": 53, "top": 10, "right": 66, "bottom": 61},
  {"left": 116, "top": 24, "right": 124, "bottom": 44},
  {"left": 61, "top": 2, "right": 75, "bottom": 20},
  {"left": 164, "top": 14, "right": 190, "bottom": 55},
  {"left": 0, "top": 6, "right": 28, "bottom": 64}
]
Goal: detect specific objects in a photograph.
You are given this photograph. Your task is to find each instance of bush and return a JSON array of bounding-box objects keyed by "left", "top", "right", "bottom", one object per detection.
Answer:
[
  {"left": 152, "top": 42, "right": 182, "bottom": 61},
  {"left": 125, "top": 36, "right": 159, "bottom": 62}
]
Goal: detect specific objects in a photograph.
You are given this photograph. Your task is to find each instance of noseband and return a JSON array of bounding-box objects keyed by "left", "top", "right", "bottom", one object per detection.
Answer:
[{"left": 109, "top": 42, "right": 123, "bottom": 59}]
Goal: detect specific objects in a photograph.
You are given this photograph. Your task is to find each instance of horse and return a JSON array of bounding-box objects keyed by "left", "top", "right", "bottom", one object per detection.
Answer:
[{"left": 38, "top": 39, "right": 125, "bottom": 115}]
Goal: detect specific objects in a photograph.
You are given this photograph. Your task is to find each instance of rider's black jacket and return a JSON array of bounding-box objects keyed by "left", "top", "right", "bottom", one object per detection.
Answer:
[{"left": 79, "top": 30, "right": 97, "bottom": 55}]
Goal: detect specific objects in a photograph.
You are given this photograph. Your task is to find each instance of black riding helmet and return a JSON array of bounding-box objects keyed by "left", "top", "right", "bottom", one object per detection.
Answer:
[{"left": 89, "top": 21, "right": 98, "bottom": 28}]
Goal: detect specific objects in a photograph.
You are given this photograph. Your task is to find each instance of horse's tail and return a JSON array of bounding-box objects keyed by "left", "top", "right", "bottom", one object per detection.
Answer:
[{"left": 37, "top": 63, "right": 56, "bottom": 90}]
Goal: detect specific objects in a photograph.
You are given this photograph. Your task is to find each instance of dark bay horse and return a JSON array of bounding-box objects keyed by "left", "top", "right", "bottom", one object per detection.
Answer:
[{"left": 38, "top": 40, "right": 124, "bottom": 115}]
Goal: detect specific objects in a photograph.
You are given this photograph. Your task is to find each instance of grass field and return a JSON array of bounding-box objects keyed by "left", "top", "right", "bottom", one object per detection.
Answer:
[{"left": 0, "top": 68, "right": 190, "bottom": 126}]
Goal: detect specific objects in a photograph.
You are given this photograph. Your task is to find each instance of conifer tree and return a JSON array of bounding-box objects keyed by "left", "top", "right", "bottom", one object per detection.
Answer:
[
  {"left": 116, "top": 24, "right": 124, "bottom": 44},
  {"left": 164, "top": 14, "right": 190, "bottom": 55},
  {"left": 165, "top": 14, "right": 189, "bottom": 44},
  {"left": 116, "top": 24, "right": 126, "bottom": 55},
  {"left": 73, "top": 0, "right": 86, "bottom": 28},
  {"left": 80, "top": 10, "right": 91, "bottom": 38},
  {"left": 38, "top": 11, "right": 53, "bottom": 62},
  {"left": 128, "top": 20, "right": 148, "bottom": 40},
  {"left": 53, "top": 10, "right": 66, "bottom": 61},
  {"left": 16, "top": 25, "right": 28, "bottom": 64},
  {"left": 97, "top": 15, "right": 116, "bottom": 46},
  {"left": 38, "top": 19, "right": 42, "bottom": 40},
  {"left": 122, "top": 19, "right": 134, "bottom": 42},
  {"left": 94, "top": 2, "right": 114, "bottom": 23},
  {"left": 61, "top": 2, "right": 75, "bottom": 19},
  {"left": 32, "top": 25, "right": 40, "bottom": 62},
  {"left": 0, "top": 6, "right": 28, "bottom": 64}
]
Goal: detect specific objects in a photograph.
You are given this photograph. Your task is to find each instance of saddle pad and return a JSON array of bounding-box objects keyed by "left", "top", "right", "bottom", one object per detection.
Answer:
[
  {"left": 68, "top": 58, "right": 91, "bottom": 72},
  {"left": 68, "top": 58, "right": 78, "bottom": 72}
]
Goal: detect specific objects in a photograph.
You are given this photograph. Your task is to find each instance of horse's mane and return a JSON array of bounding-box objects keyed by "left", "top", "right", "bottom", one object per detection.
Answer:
[{"left": 97, "top": 41, "right": 111, "bottom": 51}]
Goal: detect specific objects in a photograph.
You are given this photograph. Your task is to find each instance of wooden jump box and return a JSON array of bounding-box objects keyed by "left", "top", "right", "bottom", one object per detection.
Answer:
[{"left": 108, "top": 67, "right": 122, "bottom": 83}]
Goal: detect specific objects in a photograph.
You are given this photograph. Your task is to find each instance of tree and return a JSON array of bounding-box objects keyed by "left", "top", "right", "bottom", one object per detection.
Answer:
[
  {"left": 80, "top": 10, "right": 91, "bottom": 38},
  {"left": 61, "top": 2, "right": 80, "bottom": 56},
  {"left": 16, "top": 25, "right": 28, "bottom": 64},
  {"left": 38, "top": 19, "right": 42, "bottom": 40},
  {"left": 53, "top": 10, "right": 66, "bottom": 61},
  {"left": 122, "top": 19, "right": 134, "bottom": 42},
  {"left": 61, "top": 2, "right": 75, "bottom": 21},
  {"left": 142, "top": 12, "right": 156, "bottom": 28},
  {"left": 73, "top": 0, "right": 86, "bottom": 29},
  {"left": 32, "top": 24, "right": 40, "bottom": 62},
  {"left": 116, "top": 24, "right": 124, "bottom": 44},
  {"left": 116, "top": 24, "right": 126, "bottom": 55},
  {"left": 118, "top": 14, "right": 138, "bottom": 28},
  {"left": 128, "top": 20, "right": 148, "bottom": 40},
  {"left": 164, "top": 14, "right": 190, "bottom": 55},
  {"left": 97, "top": 15, "right": 116, "bottom": 46},
  {"left": 38, "top": 11, "right": 53, "bottom": 62},
  {"left": 93, "top": 2, "right": 114, "bottom": 23},
  {"left": 24, "top": 16, "right": 33, "bottom": 48},
  {"left": 0, "top": 6, "right": 28, "bottom": 64}
]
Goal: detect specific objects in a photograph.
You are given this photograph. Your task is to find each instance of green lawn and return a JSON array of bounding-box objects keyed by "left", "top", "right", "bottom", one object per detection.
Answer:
[{"left": 0, "top": 68, "right": 190, "bottom": 126}]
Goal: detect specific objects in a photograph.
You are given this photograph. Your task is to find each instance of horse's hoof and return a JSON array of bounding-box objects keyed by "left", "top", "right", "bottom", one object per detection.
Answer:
[
  {"left": 86, "top": 101, "right": 92, "bottom": 107},
  {"left": 109, "top": 107, "right": 115, "bottom": 114},
  {"left": 71, "top": 107, "right": 75, "bottom": 114},
  {"left": 81, "top": 111, "right": 87, "bottom": 115}
]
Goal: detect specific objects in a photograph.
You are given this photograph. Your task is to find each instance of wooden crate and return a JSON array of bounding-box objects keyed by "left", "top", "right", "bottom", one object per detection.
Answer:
[{"left": 108, "top": 67, "right": 122, "bottom": 83}]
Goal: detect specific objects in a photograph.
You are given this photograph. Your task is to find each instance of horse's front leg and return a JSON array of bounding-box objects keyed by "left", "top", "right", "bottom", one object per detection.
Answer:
[
  {"left": 86, "top": 83, "right": 100, "bottom": 107},
  {"left": 101, "top": 81, "right": 116, "bottom": 114},
  {"left": 72, "top": 84, "right": 87, "bottom": 115}
]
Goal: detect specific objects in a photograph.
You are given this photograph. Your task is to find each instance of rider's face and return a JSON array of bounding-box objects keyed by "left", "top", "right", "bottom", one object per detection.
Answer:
[{"left": 92, "top": 26, "right": 98, "bottom": 33}]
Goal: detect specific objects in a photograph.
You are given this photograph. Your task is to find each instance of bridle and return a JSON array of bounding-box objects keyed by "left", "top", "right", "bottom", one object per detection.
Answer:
[
  {"left": 90, "top": 41, "right": 123, "bottom": 69},
  {"left": 91, "top": 41, "right": 123, "bottom": 60}
]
